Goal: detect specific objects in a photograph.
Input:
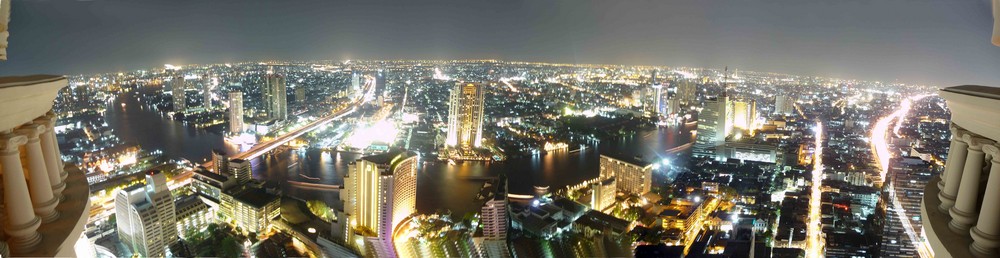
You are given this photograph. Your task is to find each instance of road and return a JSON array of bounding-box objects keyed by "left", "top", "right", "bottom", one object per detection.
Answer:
[
  {"left": 869, "top": 94, "right": 931, "bottom": 258},
  {"left": 806, "top": 121, "right": 825, "bottom": 257}
]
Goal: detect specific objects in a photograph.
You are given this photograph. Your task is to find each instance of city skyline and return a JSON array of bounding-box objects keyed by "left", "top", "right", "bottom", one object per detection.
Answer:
[{"left": 1, "top": 0, "right": 998, "bottom": 87}]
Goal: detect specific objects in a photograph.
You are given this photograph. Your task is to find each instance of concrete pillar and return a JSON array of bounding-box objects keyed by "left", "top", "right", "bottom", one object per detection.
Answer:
[
  {"left": 940, "top": 124, "right": 969, "bottom": 213},
  {"left": 949, "top": 135, "right": 993, "bottom": 235},
  {"left": 15, "top": 124, "right": 60, "bottom": 223},
  {"left": 34, "top": 114, "right": 65, "bottom": 198},
  {"left": 0, "top": 133, "right": 43, "bottom": 253},
  {"left": 971, "top": 144, "right": 1000, "bottom": 257}
]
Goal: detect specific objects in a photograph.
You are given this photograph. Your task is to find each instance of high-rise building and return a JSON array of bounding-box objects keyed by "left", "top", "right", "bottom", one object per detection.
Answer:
[
  {"left": 879, "top": 157, "right": 934, "bottom": 257},
  {"left": 228, "top": 158, "right": 252, "bottom": 185},
  {"left": 0, "top": 75, "right": 92, "bottom": 257},
  {"left": 352, "top": 72, "right": 362, "bottom": 97},
  {"left": 478, "top": 174, "right": 513, "bottom": 258},
  {"left": 116, "top": 171, "right": 177, "bottom": 257},
  {"left": 774, "top": 95, "right": 795, "bottom": 116},
  {"left": 211, "top": 149, "right": 228, "bottom": 174},
  {"left": 730, "top": 99, "right": 757, "bottom": 130},
  {"left": 695, "top": 95, "right": 730, "bottom": 157},
  {"left": 599, "top": 154, "right": 653, "bottom": 195},
  {"left": 446, "top": 82, "right": 485, "bottom": 149},
  {"left": 265, "top": 74, "right": 287, "bottom": 121},
  {"left": 228, "top": 91, "right": 244, "bottom": 134},
  {"left": 341, "top": 150, "right": 418, "bottom": 258},
  {"left": 172, "top": 75, "right": 186, "bottom": 112},
  {"left": 677, "top": 80, "right": 697, "bottom": 108},
  {"left": 921, "top": 85, "right": 1000, "bottom": 258},
  {"left": 590, "top": 177, "right": 617, "bottom": 212},
  {"left": 295, "top": 87, "right": 306, "bottom": 104},
  {"left": 202, "top": 74, "right": 213, "bottom": 109}
]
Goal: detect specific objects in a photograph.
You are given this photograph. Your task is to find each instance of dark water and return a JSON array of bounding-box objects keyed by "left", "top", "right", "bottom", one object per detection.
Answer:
[{"left": 105, "top": 92, "right": 694, "bottom": 215}]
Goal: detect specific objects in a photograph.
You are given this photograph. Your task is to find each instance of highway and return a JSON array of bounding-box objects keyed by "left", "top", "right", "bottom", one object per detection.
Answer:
[
  {"left": 806, "top": 121, "right": 825, "bottom": 258},
  {"left": 869, "top": 94, "right": 931, "bottom": 258}
]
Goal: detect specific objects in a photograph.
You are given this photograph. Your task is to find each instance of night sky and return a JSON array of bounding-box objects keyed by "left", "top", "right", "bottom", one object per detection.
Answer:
[{"left": 2, "top": 0, "right": 998, "bottom": 86}]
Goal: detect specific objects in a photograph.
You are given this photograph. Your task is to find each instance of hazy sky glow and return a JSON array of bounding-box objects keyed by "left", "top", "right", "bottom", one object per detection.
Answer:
[{"left": 1, "top": 0, "right": 998, "bottom": 86}]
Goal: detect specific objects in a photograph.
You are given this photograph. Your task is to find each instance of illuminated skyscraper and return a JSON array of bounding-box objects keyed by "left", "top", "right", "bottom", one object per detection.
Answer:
[
  {"left": 478, "top": 174, "right": 513, "bottom": 258},
  {"left": 677, "top": 80, "right": 697, "bottom": 107},
  {"left": 265, "top": 74, "right": 287, "bottom": 121},
  {"left": 352, "top": 72, "right": 362, "bottom": 97},
  {"left": 695, "top": 95, "right": 729, "bottom": 158},
  {"left": 446, "top": 82, "right": 486, "bottom": 149},
  {"left": 599, "top": 154, "right": 653, "bottom": 195},
  {"left": 115, "top": 171, "right": 177, "bottom": 257},
  {"left": 774, "top": 95, "right": 795, "bottom": 115},
  {"left": 341, "top": 150, "right": 418, "bottom": 258},
  {"left": 171, "top": 75, "right": 186, "bottom": 112},
  {"left": 202, "top": 74, "right": 213, "bottom": 109},
  {"left": 730, "top": 99, "right": 757, "bottom": 130},
  {"left": 228, "top": 91, "right": 244, "bottom": 134},
  {"left": 211, "top": 149, "right": 229, "bottom": 174}
]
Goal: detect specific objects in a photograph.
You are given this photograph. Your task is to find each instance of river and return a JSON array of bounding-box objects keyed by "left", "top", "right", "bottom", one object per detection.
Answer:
[{"left": 105, "top": 90, "right": 694, "bottom": 215}]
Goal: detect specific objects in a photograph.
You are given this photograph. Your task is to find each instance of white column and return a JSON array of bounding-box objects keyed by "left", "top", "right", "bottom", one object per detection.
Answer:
[
  {"left": 949, "top": 135, "right": 993, "bottom": 235},
  {"left": 15, "top": 124, "right": 60, "bottom": 223},
  {"left": 940, "top": 125, "right": 969, "bottom": 213},
  {"left": 971, "top": 144, "right": 1000, "bottom": 257},
  {"left": 35, "top": 114, "right": 65, "bottom": 198},
  {"left": 0, "top": 133, "right": 43, "bottom": 253},
  {"left": 45, "top": 111, "right": 67, "bottom": 182}
]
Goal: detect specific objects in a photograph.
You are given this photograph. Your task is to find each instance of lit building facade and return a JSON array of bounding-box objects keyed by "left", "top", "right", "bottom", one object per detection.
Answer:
[
  {"left": 265, "top": 74, "right": 288, "bottom": 121},
  {"left": 172, "top": 75, "right": 186, "bottom": 112},
  {"left": 212, "top": 149, "right": 229, "bottom": 174},
  {"left": 341, "top": 150, "right": 418, "bottom": 258},
  {"left": 922, "top": 85, "right": 1000, "bottom": 258},
  {"left": 221, "top": 187, "right": 280, "bottom": 234},
  {"left": 479, "top": 174, "right": 513, "bottom": 258},
  {"left": 0, "top": 75, "right": 92, "bottom": 257},
  {"left": 202, "top": 74, "right": 213, "bottom": 109},
  {"left": 228, "top": 158, "right": 252, "bottom": 185},
  {"left": 446, "top": 82, "right": 485, "bottom": 149},
  {"left": 880, "top": 157, "right": 934, "bottom": 257},
  {"left": 115, "top": 171, "right": 177, "bottom": 257},
  {"left": 599, "top": 154, "right": 653, "bottom": 195},
  {"left": 695, "top": 95, "right": 729, "bottom": 158},
  {"left": 590, "top": 177, "right": 617, "bottom": 212},
  {"left": 228, "top": 91, "right": 244, "bottom": 134}
]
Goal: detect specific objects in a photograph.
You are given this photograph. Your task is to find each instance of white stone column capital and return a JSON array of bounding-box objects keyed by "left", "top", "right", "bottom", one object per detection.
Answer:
[
  {"left": 963, "top": 135, "right": 995, "bottom": 151},
  {"left": 951, "top": 122, "right": 967, "bottom": 137},
  {"left": 14, "top": 123, "right": 45, "bottom": 139},
  {"left": 984, "top": 144, "right": 1000, "bottom": 162},
  {"left": 0, "top": 134, "right": 27, "bottom": 153}
]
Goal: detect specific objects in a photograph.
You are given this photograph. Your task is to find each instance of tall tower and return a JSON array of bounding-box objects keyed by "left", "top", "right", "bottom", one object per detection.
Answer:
[
  {"left": 650, "top": 70, "right": 663, "bottom": 115},
  {"left": 352, "top": 72, "right": 362, "bottom": 97},
  {"left": 341, "top": 150, "right": 418, "bottom": 258},
  {"left": 228, "top": 91, "right": 244, "bottom": 134},
  {"left": 116, "top": 171, "right": 177, "bottom": 257},
  {"left": 446, "top": 82, "right": 486, "bottom": 149},
  {"left": 172, "top": 75, "right": 186, "bottom": 112},
  {"left": 479, "top": 174, "right": 513, "bottom": 258},
  {"left": 202, "top": 74, "right": 213, "bottom": 109},
  {"left": 265, "top": 74, "right": 287, "bottom": 121}
]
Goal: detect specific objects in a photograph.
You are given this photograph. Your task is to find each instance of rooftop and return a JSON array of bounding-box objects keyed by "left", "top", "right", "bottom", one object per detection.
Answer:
[
  {"left": 600, "top": 153, "right": 653, "bottom": 167},
  {"left": 942, "top": 85, "right": 1000, "bottom": 100},
  {"left": 231, "top": 187, "right": 280, "bottom": 208}
]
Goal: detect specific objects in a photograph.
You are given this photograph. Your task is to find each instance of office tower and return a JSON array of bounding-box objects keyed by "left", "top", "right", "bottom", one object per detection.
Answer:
[
  {"left": 202, "top": 74, "right": 213, "bottom": 109},
  {"left": 923, "top": 85, "right": 1000, "bottom": 258},
  {"left": 228, "top": 91, "right": 244, "bottom": 134},
  {"left": 695, "top": 95, "right": 729, "bottom": 157},
  {"left": 774, "top": 95, "right": 795, "bottom": 115},
  {"left": 375, "top": 71, "right": 386, "bottom": 99},
  {"left": 172, "top": 75, "right": 186, "bottom": 112},
  {"left": 730, "top": 99, "right": 757, "bottom": 130},
  {"left": 341, "top": 150, "right": 418, "bottom": 258},
  {"left": 446, "top": 82, "right": 486, "bottom": 149},
  {"left": 590, "top": 177, "right": 617, "bottom": 212},
  {"left": 265, "top": 73, "right": 287, "bottom": 121},
  {"left": 677, "top": 79, "right": 697, "bottom": 107},
  {"left": 295, "top": 87, "right": 306, "bottom": 104},
  {"left": 479, "top": 174, "right": 513, "bottom": 258},
  {"left": 0, "top": 75, "right": 91, "bottom": 257},
  {"left": 879, "top": 157, "right": 934, "bottom": 257},
  {"left": 599, "top": 154, "right": 653, "bottom": 195},
  {"left": 352, "top": 72, "right": 362, "bottom": 97},
  {"left": 211, "top": 149, "right": 228, "bottom": 174},
  {"left": 649, "top": 70, "right": 663, "bottom": 114},
  {"left": 228, "top": 158, "right": 252, "bottom": 185},
  {"left": 116, "top": 171, "right": 177, "bottom": 257}
]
